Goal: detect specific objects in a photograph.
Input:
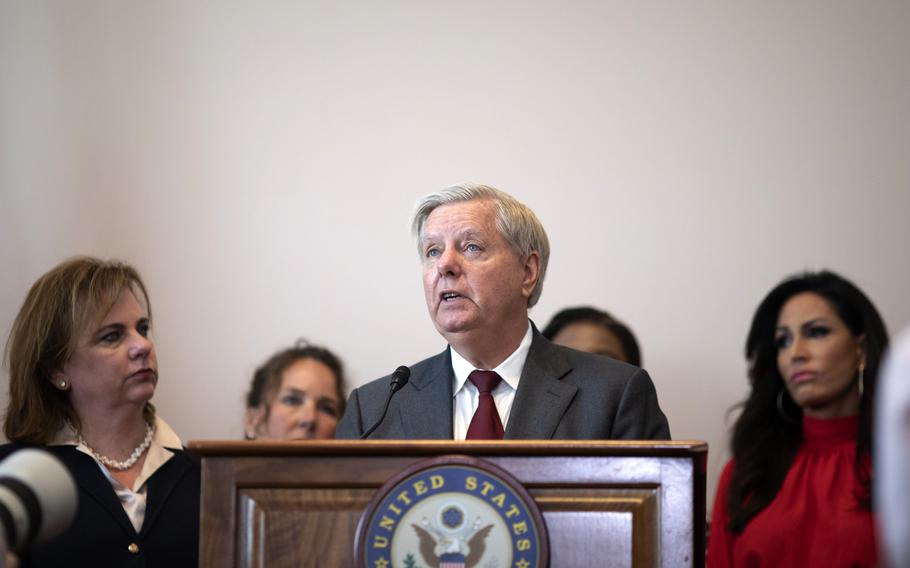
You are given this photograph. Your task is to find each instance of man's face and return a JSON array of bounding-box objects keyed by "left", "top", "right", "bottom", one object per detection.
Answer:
[{"left": 420, "top": 199, "right": 539, "bottom": 342}]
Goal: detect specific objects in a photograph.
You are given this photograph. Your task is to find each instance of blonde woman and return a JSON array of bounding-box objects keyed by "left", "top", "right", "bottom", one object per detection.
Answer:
[{"left": 1, "top": 257, "right": 199, "bottom": 567}]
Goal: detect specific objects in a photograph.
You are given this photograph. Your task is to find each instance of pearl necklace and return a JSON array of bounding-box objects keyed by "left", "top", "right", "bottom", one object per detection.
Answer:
[{"left": 68, "top": 419, "right": 155, "bottom": 471}]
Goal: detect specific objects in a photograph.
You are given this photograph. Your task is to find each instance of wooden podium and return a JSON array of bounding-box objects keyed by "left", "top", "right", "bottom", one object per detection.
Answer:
[{"left": 188, "top": 440, "right": 706, "bottom": 567}]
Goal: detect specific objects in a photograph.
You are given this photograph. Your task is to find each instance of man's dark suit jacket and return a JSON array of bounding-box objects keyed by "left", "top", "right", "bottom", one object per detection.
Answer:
[
  {"left": 0, "top": 443, "right": 200, "bottom": 567},
  {"left": 337, "top": 329, "right": 670, "bottom": 439}
]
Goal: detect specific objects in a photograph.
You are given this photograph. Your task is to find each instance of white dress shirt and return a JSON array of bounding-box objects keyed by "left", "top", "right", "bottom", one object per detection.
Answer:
[
  {"left": 49, "top": 415, "right": 183, "bottom": 532},
  {"left": 451, "top": 321, "right": 533, "bottom": 440}
]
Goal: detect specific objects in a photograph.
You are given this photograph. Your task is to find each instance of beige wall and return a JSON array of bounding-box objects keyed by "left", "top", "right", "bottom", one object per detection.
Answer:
[{"left": 2, "top": 1, "right": 909, "bottom": 510}]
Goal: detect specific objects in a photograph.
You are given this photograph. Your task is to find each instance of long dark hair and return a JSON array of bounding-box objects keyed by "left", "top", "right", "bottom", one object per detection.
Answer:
[{"left": 726, "top": 270, "right": 888, "bottom": 533}]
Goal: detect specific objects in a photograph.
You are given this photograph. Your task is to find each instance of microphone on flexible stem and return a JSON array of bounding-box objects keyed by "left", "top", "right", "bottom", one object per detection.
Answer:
[{"left": 360, "top": 366, "right": 410, "bottom": 439}]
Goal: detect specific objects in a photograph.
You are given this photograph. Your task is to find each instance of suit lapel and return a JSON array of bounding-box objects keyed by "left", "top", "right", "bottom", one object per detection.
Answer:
[
  {"left": 398, "top": 348, "right": 454, "bottom": 439},
  {"left": 505, "top": 330, "right": 578, "bottom": 439},
  {"left": 57, "top": 448, "right": 137, "bottom": 536},
  {"left": 141, "top": 451, "right": 193, "bottom": 536}
]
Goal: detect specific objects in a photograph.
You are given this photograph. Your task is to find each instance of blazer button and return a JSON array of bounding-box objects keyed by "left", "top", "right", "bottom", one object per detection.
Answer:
[{"left": 128, "top": 543, "right": 140, "bottom": 554}]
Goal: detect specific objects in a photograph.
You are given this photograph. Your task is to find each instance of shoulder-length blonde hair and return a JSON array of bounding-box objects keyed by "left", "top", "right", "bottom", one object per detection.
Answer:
[{"left": 4, "top": 256, "right": 153, "bottom": 443}]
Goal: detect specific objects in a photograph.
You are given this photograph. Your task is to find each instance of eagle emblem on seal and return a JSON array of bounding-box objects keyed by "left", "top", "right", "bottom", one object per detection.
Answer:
[{"left": 411, "top": 503, "right": 494, "bottom": 568}]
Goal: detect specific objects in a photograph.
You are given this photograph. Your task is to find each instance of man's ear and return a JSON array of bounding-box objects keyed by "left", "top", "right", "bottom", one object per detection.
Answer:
[{"left": 521, "top": 251, "right": 540, "bottom": 299}]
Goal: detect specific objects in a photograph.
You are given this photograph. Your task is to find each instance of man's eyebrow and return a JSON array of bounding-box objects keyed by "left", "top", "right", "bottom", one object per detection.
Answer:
[{"left": 421, "top": 228, "right": 486, "bottom": 246}]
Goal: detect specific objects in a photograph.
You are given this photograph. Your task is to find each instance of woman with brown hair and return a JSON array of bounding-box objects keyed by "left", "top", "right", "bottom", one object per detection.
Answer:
[
  {"left": 1, "top": 257, "right": 198, "bottom": 567},
  {"left": 244, "top": 341, "right": 346, "bottom": 440}
]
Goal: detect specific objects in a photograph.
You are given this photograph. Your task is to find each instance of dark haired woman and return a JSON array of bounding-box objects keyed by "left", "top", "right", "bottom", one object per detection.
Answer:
[
  {"left": 541, "top": 306, "right": 641, "bottom": 366},
  {"left": 708, "top": 271, "right": 888, "bottom": 567},
  {"left": 243, "top": 342, "right": 347, "bottom": 440},
  {"left": 0, "top": 257, "right": 198, "bottom": 566}
]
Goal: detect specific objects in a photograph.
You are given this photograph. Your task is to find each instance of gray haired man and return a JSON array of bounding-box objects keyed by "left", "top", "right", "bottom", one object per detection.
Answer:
[{"left": 337, "top": 183, "right": 669, "bottom": 440}]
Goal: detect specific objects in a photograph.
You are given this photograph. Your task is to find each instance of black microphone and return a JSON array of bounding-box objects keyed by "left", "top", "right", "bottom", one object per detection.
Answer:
[
  {"left": 0, "top": 449, "right": 77, "bottom": 554},
  {"left": 360, "top": 366, "right": 410, "bottom": 439}
]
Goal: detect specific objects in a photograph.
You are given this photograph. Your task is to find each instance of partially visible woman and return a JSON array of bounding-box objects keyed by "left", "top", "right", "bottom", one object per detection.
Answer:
[
  {"left": 541, "top": 306, "right": 642, "bottom": 366},
  {"left": 244, "top": 341, "right": 346, "bottom": 440},
  {"left": 1, "top": 257, "right": 199, "bottom": 567},
  {"left": 708, "top": 271, "right": 888, "bottom": 567},
  {"left": 876, "top": 326, "right": 910, "bottom": 568}
]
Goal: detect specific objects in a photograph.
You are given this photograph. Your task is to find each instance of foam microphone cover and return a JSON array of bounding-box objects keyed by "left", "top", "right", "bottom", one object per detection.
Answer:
[{"left": 0, "top": 448, "right": 77, "bottom": 550}]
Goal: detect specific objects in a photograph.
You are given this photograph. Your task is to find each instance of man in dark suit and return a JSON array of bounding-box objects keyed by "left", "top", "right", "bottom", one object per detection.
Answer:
[{"left": 337, "top": 183, "right": 669, "bottom": 440}]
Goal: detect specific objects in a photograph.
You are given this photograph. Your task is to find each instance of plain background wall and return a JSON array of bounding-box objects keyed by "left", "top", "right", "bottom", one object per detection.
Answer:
[{"left": 2, "top": 1, "right": 909, "bottom": 511}]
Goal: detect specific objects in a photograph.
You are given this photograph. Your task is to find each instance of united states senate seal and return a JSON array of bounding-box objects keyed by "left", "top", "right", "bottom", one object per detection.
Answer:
[{"left": 355, "top": 456, "right": 549, "bottom": 568}]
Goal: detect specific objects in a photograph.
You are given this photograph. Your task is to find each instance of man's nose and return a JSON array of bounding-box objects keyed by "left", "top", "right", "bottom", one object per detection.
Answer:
[{"left": 437, "top": 247, "right": 461, "bottom": 276}]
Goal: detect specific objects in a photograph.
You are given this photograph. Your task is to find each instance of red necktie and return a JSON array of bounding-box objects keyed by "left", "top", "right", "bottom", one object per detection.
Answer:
[{"left": 466, "top": 370, "right": 504, "bottom": 440}]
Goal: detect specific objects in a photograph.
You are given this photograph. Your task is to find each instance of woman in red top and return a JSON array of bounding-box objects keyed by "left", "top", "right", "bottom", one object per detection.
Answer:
[{"left": 708, "top": 271, "right": 888, "bottom": 567}]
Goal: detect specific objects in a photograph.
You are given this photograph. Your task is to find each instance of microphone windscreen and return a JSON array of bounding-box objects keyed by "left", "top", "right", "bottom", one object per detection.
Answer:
[
  {"left": 391, "top": 366, "right": 411, "bottom": 389},
  {"left": 0, "top": 449, "right": 77, "bottom": 548}
]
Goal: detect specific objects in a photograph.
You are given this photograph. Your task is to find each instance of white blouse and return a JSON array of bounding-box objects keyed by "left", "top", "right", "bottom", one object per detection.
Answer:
[{"left": 49, "top": 415, "right": 183, "bottom": 532}]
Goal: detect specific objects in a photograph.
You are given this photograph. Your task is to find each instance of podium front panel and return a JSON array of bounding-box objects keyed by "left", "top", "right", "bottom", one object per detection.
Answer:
[{"left": 190, "top": 440, "right": 706, "bottom": 568}]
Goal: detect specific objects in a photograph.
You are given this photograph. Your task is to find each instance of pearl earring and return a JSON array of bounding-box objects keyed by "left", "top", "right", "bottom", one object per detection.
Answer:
[{"left": 59, "top": 379, "right": 67, "bottom": 389}]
